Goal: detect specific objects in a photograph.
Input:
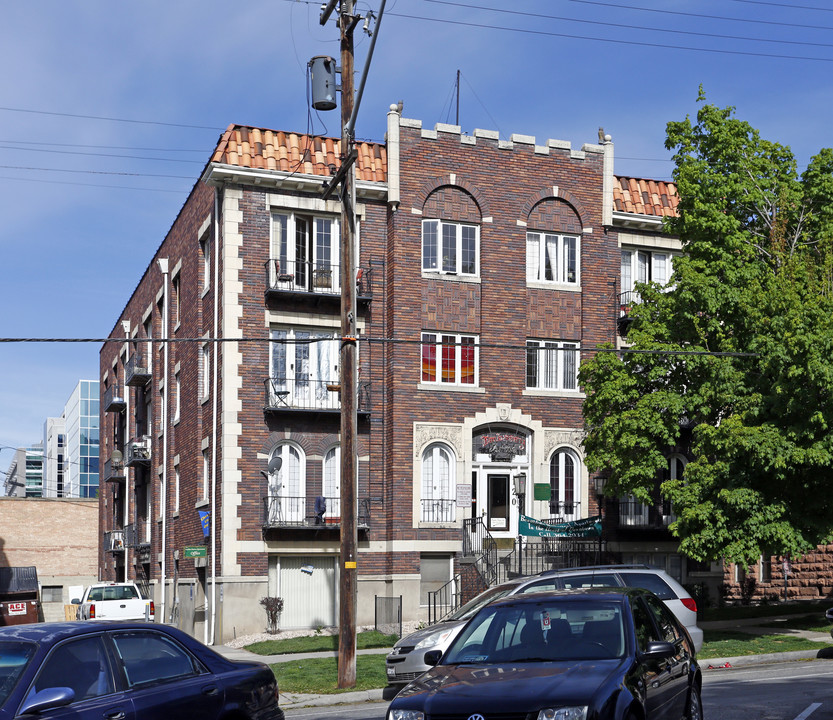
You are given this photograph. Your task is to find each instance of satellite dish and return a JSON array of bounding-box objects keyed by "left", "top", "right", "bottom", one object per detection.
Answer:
[{"left": 267, "top": 456, "right": 283, "bottom": 474}]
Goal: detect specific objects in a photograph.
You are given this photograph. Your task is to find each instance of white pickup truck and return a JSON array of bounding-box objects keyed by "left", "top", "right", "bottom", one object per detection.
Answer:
[{"left": 74, "top": 582, "right": 155, "bottom": 621}]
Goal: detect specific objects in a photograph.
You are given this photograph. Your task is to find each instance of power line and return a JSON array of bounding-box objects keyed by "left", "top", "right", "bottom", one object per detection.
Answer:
[
  {"left": 0, "top": 175, "right": 189, "bottom": 194},
  {"left": 0, "top": 164, "right": 194, "bottom": 180},
  {"left": 0, "top": 143, "right": 205, "bottom": 165},
  {"left": 388, "top": 12, "right": 833, "bottom": 62},
  {"left": 726, "top": 0, "right": 833, "bottom": 9},
  {"left": 563, "top": 0, "right": 833, "bottom": 32},
  {"left": 0, "top": 106, "right": 222, "bottom": 131},
  {"left": 421, "top": 0, "right": 833, "bottom": 50},
  {"left": 0, "top": 336, "right": 758, "bottom": 357}
]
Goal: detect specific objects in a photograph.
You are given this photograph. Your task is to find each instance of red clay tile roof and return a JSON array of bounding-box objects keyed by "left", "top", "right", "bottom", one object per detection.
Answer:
[
  {"left": 211, "top": 126, "right": 674, "bottom": 216},
  {"left": 210, "top": 124, "right": 387, "bottom": 183},
  {"left": 613, "top": 176, "right": 679, "bottom": 217}
]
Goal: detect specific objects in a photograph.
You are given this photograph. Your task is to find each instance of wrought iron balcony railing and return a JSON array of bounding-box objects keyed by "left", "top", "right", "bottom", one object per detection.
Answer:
[
  {"left": 125, "top": 353, "right": 152, "bottom": 387},
  {"left": 126, "top": 436, "right": 152, "bottom": 466},
  {"left": 102, "top": 457, "right": 125, "bottom": 483},
  {"left": 263, "top": 377, "right": 371, "bottom": 414},
  {"left": 547, "top": 500, "right": 582, "bottom": 522},
  {"left": 420, "top": 499, "right": 456, "bottom": 523},
  {"left": 618, "top": 498, "right": 675, "bottom": 529},
  {"left": 125, "top": 523, "right": 151, "bottom": 549},
  {"left": 104, "top": 530, "right": 125, "bottom": 552},
  {"left": 264, "top": 260, "right": 373, "bottom": 299},
  {"left": 262, "top": 495, "right": 370, "bottom": 529},
  {"left": 103, "top": 384, "right": 126, "bottom": 412}
]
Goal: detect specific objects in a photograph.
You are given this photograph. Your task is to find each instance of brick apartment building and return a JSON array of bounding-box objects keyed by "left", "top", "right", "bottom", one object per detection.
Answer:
[{"left": 99, "top": 105, "right": 727, "bottom": 644}]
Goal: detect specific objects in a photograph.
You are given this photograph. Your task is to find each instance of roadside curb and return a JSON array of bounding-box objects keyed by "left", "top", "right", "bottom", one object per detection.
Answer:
[
  {"left": 704, "top": 646, "right": 833, "bottom": 670},
  {"left": 280, "top": 689, "right": 384, "bottom": 709}
]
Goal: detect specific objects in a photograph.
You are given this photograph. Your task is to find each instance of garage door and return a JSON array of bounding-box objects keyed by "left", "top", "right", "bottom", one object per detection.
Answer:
[{"left": 277, "top": 556, "right": 337, "bottom": 629}]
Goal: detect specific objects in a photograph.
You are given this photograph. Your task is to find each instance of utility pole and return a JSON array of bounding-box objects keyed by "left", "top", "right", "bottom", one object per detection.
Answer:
[
  {"left": 317, "top": 0, "right": 386, "bottom": 689},
  {"left": 337, "top": 0, "right": 358, "bottom": 690}
]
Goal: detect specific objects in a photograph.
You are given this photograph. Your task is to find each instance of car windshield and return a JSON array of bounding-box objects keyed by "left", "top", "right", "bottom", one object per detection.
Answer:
[
  {"left": 444, "top": 599, "right": 626, "bottom": 664},
  {"left": 0, "top": 641, "right": 37, "bottom": 706},
  {"left": 446, "top": 582, "right": 521, "bottom": 621}
]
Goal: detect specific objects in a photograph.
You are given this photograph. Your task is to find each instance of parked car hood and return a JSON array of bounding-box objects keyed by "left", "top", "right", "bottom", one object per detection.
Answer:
[{"left": 395, "top": 659, "right": 625, "bottom": 712}]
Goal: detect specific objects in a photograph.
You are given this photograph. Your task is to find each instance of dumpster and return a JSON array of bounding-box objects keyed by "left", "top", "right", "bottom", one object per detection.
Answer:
[{"left": 0, "top": 567, "right": 40, "bottom": 625}]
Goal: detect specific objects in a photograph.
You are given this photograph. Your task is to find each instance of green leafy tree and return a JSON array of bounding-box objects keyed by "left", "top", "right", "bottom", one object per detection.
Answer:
[{"left": 581, "top": 91, "right": 833, "bottom": 565}]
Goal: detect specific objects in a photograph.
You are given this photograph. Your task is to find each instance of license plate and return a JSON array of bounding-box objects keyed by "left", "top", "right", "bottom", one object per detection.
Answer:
[{"left": 386, "top": 666, "right": 395, "bottom": 677}]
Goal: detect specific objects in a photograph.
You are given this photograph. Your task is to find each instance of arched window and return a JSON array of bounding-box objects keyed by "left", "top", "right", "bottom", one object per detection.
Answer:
[
  {"left": 323, "top": 446, "right": 340, "bottom": 519},
  {"left": 550, "top": 449, "right": 580, "bottom": 520},
  {"left": 422, "top": 443, "right": 455, "bottom": 522},
  {"left": 267, "top": 443, "right": 304, "bottom": 523}
]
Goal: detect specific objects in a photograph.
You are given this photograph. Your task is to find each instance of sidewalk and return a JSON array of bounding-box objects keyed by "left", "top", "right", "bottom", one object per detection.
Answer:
[{"left": 215, "top": 615, "right": 833, "bottom": 710}]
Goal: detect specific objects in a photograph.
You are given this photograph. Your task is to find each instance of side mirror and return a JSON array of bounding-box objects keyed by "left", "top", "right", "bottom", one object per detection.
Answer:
[
  {"left": 825, "top": 608, "right": 833, "bottom": 624},
  {"left": 70, "top": 598, "right": 81, "bottom": 605},
  {"left": 423, "top": 650, "right": 442, "bottom": 667},
  {"left": 19, "top": 687, "right": 75, "bottom": 715},
  {"left": 639, "top": 640, "right": 675, "bottom": 662}
]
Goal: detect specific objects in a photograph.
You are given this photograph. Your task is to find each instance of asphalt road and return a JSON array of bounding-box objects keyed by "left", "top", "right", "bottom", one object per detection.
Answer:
[{"left": 284, "top": 658, "right": 833, "bottom": 720}]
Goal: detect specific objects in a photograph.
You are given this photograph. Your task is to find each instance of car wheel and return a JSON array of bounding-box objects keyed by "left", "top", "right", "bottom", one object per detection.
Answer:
[{"left": 684, "top": 686, "right": 703, "bottom": 720}]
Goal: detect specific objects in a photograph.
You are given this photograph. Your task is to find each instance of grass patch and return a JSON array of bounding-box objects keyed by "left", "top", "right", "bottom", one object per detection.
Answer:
[
  {"left": 698, "top": 630, "right": 830, "bottom": 660},
  {"left": 700, "top": 601, "right": 829, "bottom": 623},
  {"left": 247, "top": 630, "right": 397, "bottom": 656},
  {"left": 271, "top": 654, "right": 387, "bottom": 694}
]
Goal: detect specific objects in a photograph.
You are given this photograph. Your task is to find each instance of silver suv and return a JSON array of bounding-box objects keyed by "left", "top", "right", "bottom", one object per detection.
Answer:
[{"left": 383, "top": 564, "right": 702, "bottom": 698}]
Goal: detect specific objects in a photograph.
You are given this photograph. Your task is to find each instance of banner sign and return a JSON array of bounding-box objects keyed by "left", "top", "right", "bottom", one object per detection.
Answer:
[
  {"left": 198, "top": 510, "right": 211, "bottom": 538},
  {"left": 519, "top": 514, "right": 602, "bottom": 538}
]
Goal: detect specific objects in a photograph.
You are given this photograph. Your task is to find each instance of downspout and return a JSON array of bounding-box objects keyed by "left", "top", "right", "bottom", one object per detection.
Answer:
[
  {"left": 122, "top": 320, "right": 131, "bottom": 584},
  {"left": 386, "top": 104, "right": 400, "bottom": 212},
  {"left": 208, "top": 189, "right": 221, "bottom": 645},
  {"left": 157, "top": 258, "right": 170, "bottom": 625}
]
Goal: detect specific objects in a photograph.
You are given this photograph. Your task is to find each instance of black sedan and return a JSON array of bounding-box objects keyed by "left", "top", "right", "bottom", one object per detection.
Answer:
[
  {"left": 387, "top": 588, "right": 702, "bottom": 720},
  {"left": 0, "top": 621, "right": 284, "bottom": 719}
]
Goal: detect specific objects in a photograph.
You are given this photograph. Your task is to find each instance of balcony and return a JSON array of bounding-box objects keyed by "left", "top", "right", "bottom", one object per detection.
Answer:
[
  {"left": 263, "top": 378, "right": 371, "bottom": 416},
  {"left": 103, "top": 384, "right": 126, "bottom": 412},
  {"left": 104, "top": 529, "right": 125, "bottom": 552},
  {"left": 545, "top": 500, "right": 582, "bottom": 523},
  {"left": 617, "top": 290, "right": 640, "bottom": 335},
  {"left": 124, "top": 523, "right": 151, "bottom": 550},
  {"left": 420, "top": 499, "right": 456, "bottom": 523},
  {"left": 126, "top": 436, "right": 152, "bottom": 466},
  {"left": 617, "top": 498, "right": 675, "bottom": 530},
  {"left": 102, "top": 457, "right": 125, "bottom": 483},
  {"left": 125, "top": 353, "right": 151, "bottom": 387},
  {"left": 262, "top": 495, "right": 370, "bottom": 530},
  {"left": 264, "top": 260, "right": 373, "bottom": 304}
]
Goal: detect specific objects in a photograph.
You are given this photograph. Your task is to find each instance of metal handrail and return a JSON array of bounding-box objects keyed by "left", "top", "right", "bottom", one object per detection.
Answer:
[
  {"left": 264, "top": 259, "right": 374, "bottom": 298},
  {"left": 262, "top": 495, "right": 370, "bottom": 528},
  {"left": 420, "top": 499, "right": 455, "bottom": 523},
  {"left": 264, "top": 377, "right": 371, "bottom": 412}
]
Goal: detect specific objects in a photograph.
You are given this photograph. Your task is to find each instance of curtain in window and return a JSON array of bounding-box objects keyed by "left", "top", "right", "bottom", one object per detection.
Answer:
[
  {"left": 550, "top": 450, "right": 578, "bottom": 518},
  {"left": 460, "top": 337, "right": 475, "bottom": 385},
  {"left": 323, "top": 447, "right": 340, "bottom": 517},
  {"left": 564, "top": 237, "right": 577, "bottom": 283},
  {"left": 422, "top": 334, "right": 437, "bottom": 382},
  {"left": 269, "top": 444, "right": 303, "bottom": 522},
  {"left": 621, "top": 251, "right": 633, "bottom": 293},
  {"left": 441, "top": 335, "right": 455, "bottom": 382},
  {"left": 527, "top": 234, "right": 540, "bottom": 281},
  {"left": 545, "top": 234, "right": 558, "bottom": 281}
]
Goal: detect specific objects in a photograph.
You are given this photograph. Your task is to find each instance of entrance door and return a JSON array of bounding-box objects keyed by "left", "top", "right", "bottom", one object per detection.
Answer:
[{"left": 487, "top": 474, "right": 510, "bottom": 532}]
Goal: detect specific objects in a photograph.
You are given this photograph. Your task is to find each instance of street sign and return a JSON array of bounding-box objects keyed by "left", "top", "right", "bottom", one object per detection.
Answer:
[{"left": 184, "top": 546, "right": 207, "bottom": 558}]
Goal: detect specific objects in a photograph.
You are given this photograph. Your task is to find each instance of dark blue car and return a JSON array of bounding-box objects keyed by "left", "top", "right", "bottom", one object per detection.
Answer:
[
  {"left": 0, "top": 621, "right": 284, "bottom": 719},
  {"left": 387, "top": 588, "right": 702, "bottom": 720}
]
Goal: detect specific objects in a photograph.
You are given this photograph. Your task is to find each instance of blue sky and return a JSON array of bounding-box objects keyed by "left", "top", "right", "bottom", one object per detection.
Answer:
[{"left": 1, "top": 0, "right": 832, "bottom": 474}]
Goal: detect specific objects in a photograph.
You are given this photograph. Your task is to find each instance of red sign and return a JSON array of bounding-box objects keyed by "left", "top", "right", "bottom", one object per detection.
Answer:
[{"left": 7, "top": 602, "right": 26, "bottom": 615}]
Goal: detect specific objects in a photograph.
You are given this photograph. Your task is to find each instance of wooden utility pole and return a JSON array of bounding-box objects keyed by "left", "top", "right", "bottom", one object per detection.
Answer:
[{"left": 337, "top": 0, "right": 358, "bottom": 690}]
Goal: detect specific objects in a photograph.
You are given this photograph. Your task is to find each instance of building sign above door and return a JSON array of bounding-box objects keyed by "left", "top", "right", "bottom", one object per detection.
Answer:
[{"left": 474, "top": 430, "right": 527, "bottom": 461}]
